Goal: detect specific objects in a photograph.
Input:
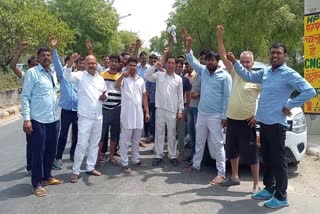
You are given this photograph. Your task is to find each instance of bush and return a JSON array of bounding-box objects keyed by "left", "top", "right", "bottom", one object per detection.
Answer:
[{"left": 0, "top": 69, "right": 21, "bottom": 91}]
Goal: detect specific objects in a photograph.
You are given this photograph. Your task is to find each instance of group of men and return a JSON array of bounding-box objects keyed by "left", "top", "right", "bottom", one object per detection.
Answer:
[{"left": 12, "top": 25, "right": 316, "bottom": 210}]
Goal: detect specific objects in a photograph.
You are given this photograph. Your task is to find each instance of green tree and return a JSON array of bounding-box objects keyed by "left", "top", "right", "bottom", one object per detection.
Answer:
[
  {"left": 48, "top": 0, "right": 119, "bottom": 57},
  {"left": 149, "top": 31, "right": 169, "bottom": 54},
  {"left": 111, "top": 30, "right": 139, "bottom": 54},
  {"left": 0, "top": 0, "right": 74, "bottom": 91},
  {"left": 167, "top": 0, "right": 304, "bottom": 62}
]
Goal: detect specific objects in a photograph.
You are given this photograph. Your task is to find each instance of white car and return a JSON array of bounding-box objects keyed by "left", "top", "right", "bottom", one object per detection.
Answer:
[{"left": 256, "top": 107, "right": 307, "bottom": 165}]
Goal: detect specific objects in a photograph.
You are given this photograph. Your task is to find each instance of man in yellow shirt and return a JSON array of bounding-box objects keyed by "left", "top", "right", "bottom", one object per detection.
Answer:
[{"left": 216, "top": 25, "right": 260, "bottom": 193}]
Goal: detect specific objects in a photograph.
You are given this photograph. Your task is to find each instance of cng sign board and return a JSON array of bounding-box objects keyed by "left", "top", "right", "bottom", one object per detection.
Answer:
[{"left": 304, "top": 14, "right": 320, "bottom": 114}]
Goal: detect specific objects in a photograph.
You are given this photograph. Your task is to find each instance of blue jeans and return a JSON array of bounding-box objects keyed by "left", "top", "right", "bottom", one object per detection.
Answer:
[
  {"left": 187, "top": 107, "right": 198, "bottom": 155},
  {"left": 30, "top": 120, "right": 59, "bottom": 188}
]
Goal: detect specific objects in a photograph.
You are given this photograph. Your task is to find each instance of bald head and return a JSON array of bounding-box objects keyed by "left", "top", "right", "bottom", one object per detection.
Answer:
[
  {"left": 240, "top": 51, "right": 254, "bottom": 71},
  {"left": 85, "top": 55, "right": 97, "bottom": 75}
]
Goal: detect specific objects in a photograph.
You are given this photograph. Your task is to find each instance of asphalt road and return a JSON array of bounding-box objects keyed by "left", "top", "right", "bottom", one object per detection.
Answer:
[{"left": 0, "top": 118, "right": 319, "bottom": 214}]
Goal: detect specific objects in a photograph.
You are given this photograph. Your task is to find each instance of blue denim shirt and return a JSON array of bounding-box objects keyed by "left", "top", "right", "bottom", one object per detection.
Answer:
[
  {"left": 233, "top": 61, "right": 316, "bottom": 126},
  {"left": 186, "top": 51, "right": 232, "bottom": 119},
  {"left": 52, "top": 49, "right": 78, "bottom": 111},
  {"left": 21, "top": 64, "right": 60, "bottom": 123}
]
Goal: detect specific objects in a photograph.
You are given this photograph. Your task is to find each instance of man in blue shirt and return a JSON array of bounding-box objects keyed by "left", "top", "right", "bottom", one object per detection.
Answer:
[
  {"left": 50, "top": 38, "right": 79, "bottom": 170},
  {"left": 21, "top": 47, "right": 63, "bottom": 197},
  {"left": 182, "top": 29, "right": 232, "bottom": 186},
  {"left": 227, "top": 43, "right": 316, "bottom": 209}
]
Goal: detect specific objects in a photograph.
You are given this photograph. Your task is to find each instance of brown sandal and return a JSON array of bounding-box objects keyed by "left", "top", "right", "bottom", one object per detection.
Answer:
[
  {"left": 209, "top": 175, "right": 225, "bottom": 185},
  {"left": 70, "top": 174, "right": 79, "bottom": 183},
  {"left": 32, "top": 186, "right": 47, "bottom": 197},
  {"left": 86, "top": 169, "right": 101, "bottom": 176}
]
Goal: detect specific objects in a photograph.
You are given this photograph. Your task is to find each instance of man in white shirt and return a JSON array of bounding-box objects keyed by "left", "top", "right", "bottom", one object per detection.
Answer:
[
  {"left": 64, "top": 54, "right": 107, "bottom": 183},
  {"left": 115, "top": 57, "right": 150, "bottom": 173},
  {"left": 145, "top": 57, "right": 184, "bottom": 167}
]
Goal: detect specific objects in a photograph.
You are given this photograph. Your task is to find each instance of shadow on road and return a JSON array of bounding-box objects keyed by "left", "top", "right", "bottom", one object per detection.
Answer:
[
  {"left": 0, "top": 166, "right": 26, "bottom": 182},
  {"left": 0, "top": 183, "right": 32, "bottom": 201}
]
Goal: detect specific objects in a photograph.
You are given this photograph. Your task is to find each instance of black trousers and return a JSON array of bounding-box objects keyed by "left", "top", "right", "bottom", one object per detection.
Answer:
[
  {"left": 260, "top": 123, "right": 288, "bottom": 201},
  {"left": 55, "top": 109, "right": 78, "bottom": 159},
  {"left": 30, "top": 120, "right": 59, "bottom": 188},
  {"left": 26, "top": 134, "right": 32, "bottom": 171}
]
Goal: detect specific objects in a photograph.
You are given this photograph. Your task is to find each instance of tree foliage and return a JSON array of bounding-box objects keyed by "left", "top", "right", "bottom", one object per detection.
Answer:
[
  {"left": 150, "top": 0, "right": 304, "bottom": 64},
  {"left": 47, "top": 0, "right": 119, "bottom": 56},
  {"left": 0, "top": 0, "right": 74, "bottom": 71}
]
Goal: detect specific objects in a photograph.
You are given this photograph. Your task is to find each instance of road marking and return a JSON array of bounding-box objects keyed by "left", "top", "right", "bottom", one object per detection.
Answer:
[{"left": 0, "top": 116, "right": 22, "bottom": 128}]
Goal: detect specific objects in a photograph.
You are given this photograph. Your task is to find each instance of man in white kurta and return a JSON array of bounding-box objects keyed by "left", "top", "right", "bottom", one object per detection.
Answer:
[
  {"left": 64, "top": 54, "right": 107, "bottom": 182},
  {"left": 115, "top": 58, "right": 150, "bottom": 173},
  {"left": 145, "top": 57, "right": 184, "bottom": 167}
]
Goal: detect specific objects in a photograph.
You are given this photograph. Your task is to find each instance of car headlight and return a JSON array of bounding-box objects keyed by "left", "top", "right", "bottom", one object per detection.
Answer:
[{"left": 291, "top": 112, "right": 306, "bottom": 134}]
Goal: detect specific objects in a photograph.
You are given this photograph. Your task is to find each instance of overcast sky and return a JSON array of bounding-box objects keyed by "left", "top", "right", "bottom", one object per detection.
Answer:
[{"left": 113, "top": 0, "right": 176, "bottom": 48}]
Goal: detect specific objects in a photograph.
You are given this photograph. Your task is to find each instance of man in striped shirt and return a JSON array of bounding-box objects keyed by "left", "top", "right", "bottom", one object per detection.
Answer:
[{"left": 98, "top": 54, "right": 122, "bottom": 166}]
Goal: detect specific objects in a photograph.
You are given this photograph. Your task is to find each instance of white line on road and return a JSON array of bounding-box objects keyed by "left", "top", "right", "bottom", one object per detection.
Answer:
[{"left": 0, "top": 116, "right": 22, "bottom": 128}]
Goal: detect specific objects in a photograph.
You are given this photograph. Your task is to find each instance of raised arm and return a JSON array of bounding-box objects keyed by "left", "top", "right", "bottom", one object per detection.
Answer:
[
  {"left": 85, "top": 40, "right": 94, "bottom": 56},
  {"left": 132, "top": 39, "right": 141, "bottom": 59},
  {"left": 63, "top": 53, "right": 82, "bottom": 83},
  {"left": 50, "top": 37, "right": 63, "bottom": 80},
  {"left": 10, "top": 41, "right": 28, "bottom": 79},
  {"left": 115, "top": 71, "right": 129, "bottom": 89},
  {"left": 216, "top": 25, "right": 233, "bottom": 73},
  {"left": 227, "top": 52, "right": 263, "bottom": 83},
  {"left": 145, "top": 62, "right": 163, "bottom": 82},
  {"left": 182, "top": 28, "right": 206, "bottom": 74}
]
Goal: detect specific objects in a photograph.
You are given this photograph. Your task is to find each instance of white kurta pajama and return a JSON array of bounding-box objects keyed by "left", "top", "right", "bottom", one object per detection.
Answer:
[
  {"left": 119, "top": 75, "right": 145, "bottom": 166},
  {"left": 145, "top": 66, "right": 184, "bottom": 159},
  {"left": 63, "top": 68, "right": 107, "bottom": 175}
]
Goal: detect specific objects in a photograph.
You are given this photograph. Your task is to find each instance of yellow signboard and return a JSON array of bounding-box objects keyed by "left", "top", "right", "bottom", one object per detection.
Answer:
[{"left": 304, "top": 14, "right": 320, "bottom": 114}]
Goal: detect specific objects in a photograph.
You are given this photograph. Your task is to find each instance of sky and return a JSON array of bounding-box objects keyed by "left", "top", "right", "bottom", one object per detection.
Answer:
[{"left": 113, "top": 0, "right": 176, "bottom": 48}]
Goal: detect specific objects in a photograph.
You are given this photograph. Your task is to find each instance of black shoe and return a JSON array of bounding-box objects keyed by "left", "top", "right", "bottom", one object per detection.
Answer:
[
  {"left": 70, "top": 155, "right": 74, "bottom": 161},
  {"left": 152, "top": 158, "right": 162, "bottom": 166},
  {"left": 170, "top": 158, "right": 178, "bottom": 166}
]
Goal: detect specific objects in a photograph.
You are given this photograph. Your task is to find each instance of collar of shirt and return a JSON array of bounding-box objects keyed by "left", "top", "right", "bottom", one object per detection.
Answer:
[
  {"left": 270, "top": 63, "right": 287, "bottom": 72},
  {"left": 205, "top": 67, "right": 224, "bottom": 76},
  {"left": 138, "top": 63, "right": 150, "bottom": 69},
  {"left": 84, "top": 70, "right": 99, "bottom": 77}
]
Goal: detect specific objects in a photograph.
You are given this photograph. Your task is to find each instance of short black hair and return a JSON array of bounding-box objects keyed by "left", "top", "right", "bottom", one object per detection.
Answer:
[
  {"left": 200, "top": 48, "right": 210, "bottom": 57},
  {"left": 167, "top": 56, "right": 176, "bottom": 62},
  {"left": 175, "top": 59, "right": 184, "bottom": 66},
  {"left": 64, "top": 56, "right": 70, "bottom": 65},
  {"left": 109, "top": 54, "right": 121, "bottom": 62},
  {"left": 270, "top": 43, "right": 287, "bottom": 53},
  {"left": 37, "top": 47, "right": 51, "bottom": 56},
  {"left": 127, "top": 57, "right": 138, "bottom": 64},
  {"left": 27, "top": 56, "right": 37, "bottom": 65},
  {"left": 139, "top": 51, "right": 148, "bottom": 58},
  {"left": 177, "top": 55, "right": 185, "bottom": 60},
  {"left": 205, "top": 51, "right": 220, "bottom": 61},
  {"left": 121, "top": 52, "right": 130, "bottom": 57},
  {"left": 76, "top": 57, "right": 85, "bottom": 64}
]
